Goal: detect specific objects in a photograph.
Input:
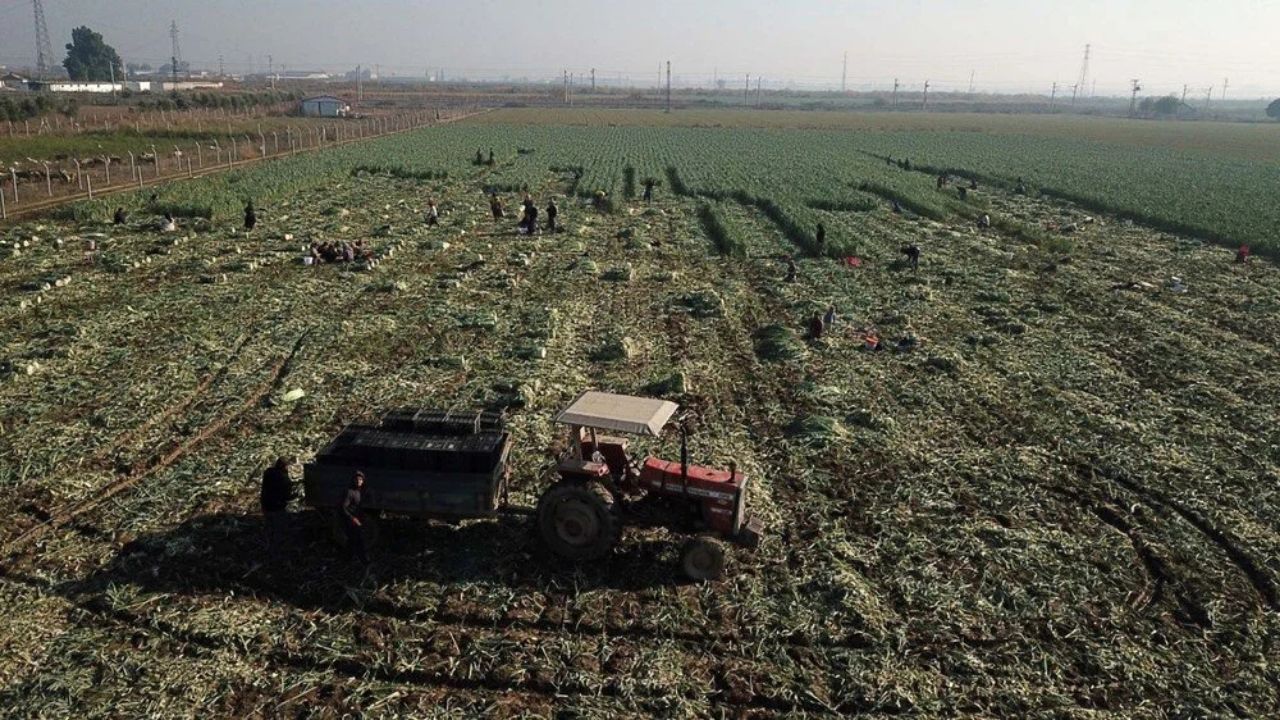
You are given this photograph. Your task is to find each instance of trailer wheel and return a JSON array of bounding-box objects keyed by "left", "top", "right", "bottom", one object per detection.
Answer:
[
  {"left": 537, "top": 481, "right": 619, "bottom": 561},
  {"left": 680, "top": 535, "right": 726, "bottom": 582}
]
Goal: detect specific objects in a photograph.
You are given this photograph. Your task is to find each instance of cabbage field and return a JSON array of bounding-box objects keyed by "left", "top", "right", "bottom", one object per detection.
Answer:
[{"left": 1, "top": 114, "right": 1278, "bottom": 717}]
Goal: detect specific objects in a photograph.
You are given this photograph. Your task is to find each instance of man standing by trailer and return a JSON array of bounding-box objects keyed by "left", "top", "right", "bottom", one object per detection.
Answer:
[{"left": 260, "top": 456, "right": 294, "bottom": 558}]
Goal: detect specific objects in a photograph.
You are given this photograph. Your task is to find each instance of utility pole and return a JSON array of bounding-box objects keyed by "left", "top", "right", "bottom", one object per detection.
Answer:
[
  {"left": 841, "top": 51, "right": 848, "bottom": 93},
  {"left": 218, "top": 54, "right": 225, "bottom": 77},
  {"left": 1070, "top": 83, "right": 1078, "bottom": 106},
  {"left": 1181, "top": 84, "right": 1188, "bottom": 105},
  {"left": 563, "top": 70, "right": 569, "bottom": 104},
  {"left": 922, "top": 80, "right": 929, "bottom": 110},
  {"left": 1204, "top": 86, "right": 1213, "bottom": 111},
  {"left": 1222, "top": 77, "right": 1229, "bottom": 102},
  {"left": 31, "top": 0, "right": 55, "bottom": 77},
  {"left": 1128, "top": 79, "right": 1141, "bottom": 116},
  {"left": 755, "top": 76, "right": 762, "bottom": 106},
  {"left": 591, "top": 68, "right": 596, "bottom": 92},
  {"left": 269, "top": 54, "right": 276, "bottom": 90},
  {"left": 1050, "top": 82, "right": 1058, "bottom": 110},
  {"left": 665, "top": 61, "right": 672, "bottom": 113},
  {"left": 356, "top": 65, "right": 363, "bottom": 103},
  {"left": 170, "top": 21, "right": 182, "bottom": 83},
  {"left": 745, "top": 73, "right": 750, "bottom": 100},
  {"left": 892, "top": 78, "right": 900, "bottom": 107},
  {"left": 968, "top": 69, "right": 975, "bottom": 94}
]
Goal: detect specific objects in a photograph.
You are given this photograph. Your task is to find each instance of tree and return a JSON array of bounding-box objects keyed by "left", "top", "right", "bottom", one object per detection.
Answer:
[
  {"left": 1267, "top": 98, "right": 1280, "bottom": 120},
  {"left": 62, "top": 26, "right": 123, "bottom": 82},
  {"left": 1152, "top": 95, "right": 1180, "bottom": 116}
]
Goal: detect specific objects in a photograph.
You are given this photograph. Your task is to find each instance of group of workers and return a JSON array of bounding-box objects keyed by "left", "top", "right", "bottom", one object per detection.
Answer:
[
  {"left": 261, "top": 459, "right": 369, "bottom": 565},
  {"left": 309, "top": 239, "right": 373, "bottom": 264}
]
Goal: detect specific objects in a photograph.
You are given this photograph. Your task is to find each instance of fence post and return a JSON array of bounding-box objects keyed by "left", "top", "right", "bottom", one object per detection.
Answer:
[
  {"left": 197, "top": 144, "right": 202, "bottom": 168},
  {"left": 75, "top": 159, "right": 83, "bottom": 189},
  {"left": 129, "top": 151, "right": 136, "bottom": 182},
  {"left": 0, "top": 181, "right": 6, "bottom": 219},
  {"left": 104, "top": 157, "right": 111, "bottom": 185},
  {"left": 10, "top": 169, "right": 17, "bottom": 203},
  {"left": 230, "top": 137, "right": 237, "bottom": 167},
  {"left": 188, "top": 155, "right": 194, "bottom": 178},
  {"left": 44, "top": 163, "right": 52, "bottom": 196},
  {"left": 151, "top": 145, "right": 159, "bottom": 178},
  {"left": 87, "top": 174, "right": 93, "bottom": 200}
]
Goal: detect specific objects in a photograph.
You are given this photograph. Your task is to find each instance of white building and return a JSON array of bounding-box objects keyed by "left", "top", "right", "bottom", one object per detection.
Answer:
[{"left": 300, "top": 95, "right": 350, "bottom": 117}]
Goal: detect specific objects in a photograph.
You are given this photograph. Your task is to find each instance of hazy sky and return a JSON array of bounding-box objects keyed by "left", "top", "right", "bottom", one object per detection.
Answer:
[{"left": 2, "top": 0, "right": 1278, "bottom": 96}]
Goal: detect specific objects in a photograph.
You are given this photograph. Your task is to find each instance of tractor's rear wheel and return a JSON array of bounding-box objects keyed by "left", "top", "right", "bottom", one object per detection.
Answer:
[
  {"left": 680, "top": 535, "right": 726, "bottom": 582},
  {"left": 537, "top": 481, "right": 619, "bottom": 561}
]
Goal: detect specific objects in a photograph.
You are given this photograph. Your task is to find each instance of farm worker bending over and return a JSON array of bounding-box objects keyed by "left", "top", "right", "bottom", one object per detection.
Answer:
[
  {"left": 344, "top": 471, "right": 370, "bottom": 564},
  {"left": 1236, "top": 245, "right": 1251, "bottom": 264},
  {"left": 546, "top": 198, "right": 558, "bottom": 232},
  {"left": 901, "top": 244, "right": 920, "bottom": 272},
  {"left": 244, "top": 201, "right": 257, "bottom": 231},
  {"left": 113, "top": 207, "right": 127, "bottom": 225},
  {"left": 815, "top": 223, "right": 827, "bottom": 257},
  {"left": 593, "top": 190, "right": 608, "bottom": 211},
  {"left": 978, "top": 214, "right": 991, "bottom": 229},
  {"left": 785, "top": 255, "right": 797, "bottom": 283},
  {"left": 160, "top": 212, "right": 177, "bottom": 233},
  {"left": 426, "top": 200, "right": 439, "bottom": 226},
  {"left": 260, "top": 457, "right": 294, "bottom": 558},
  {"left": 490, "top": 192, "right": 505, "bottom": 220}
]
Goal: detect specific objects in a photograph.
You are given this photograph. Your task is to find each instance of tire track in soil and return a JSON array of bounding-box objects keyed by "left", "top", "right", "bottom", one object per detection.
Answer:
[
  {"left": 0, "top": 567, "right": 842, "bottom": 716},
  {"left": 0, "top": 331, "right": 309, "bottom": 559},
  {"left": 1047, "top": 485, "right": 1212, "bottom": 629},
  {"left": 1082, "top": 463, "right": 1280, "bottom": 612}
]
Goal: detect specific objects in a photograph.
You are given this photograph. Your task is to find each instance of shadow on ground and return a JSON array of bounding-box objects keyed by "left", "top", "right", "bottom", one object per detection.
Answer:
[{"left": 59, "top": 511, "right": 685, "bottom": 612}]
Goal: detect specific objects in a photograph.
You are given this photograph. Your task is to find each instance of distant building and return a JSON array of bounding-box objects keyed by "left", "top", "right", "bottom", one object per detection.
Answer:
[
  {"left": 158, "top": 81, "right": 224, "bottom": 92},
  {"left": 1, "top": 72, "right": 28, "bottom": 91},
  {"left": 278, "top": 71, "right": 331, "bottom": 81},
  {"left": 300, "top": 95, "right": 350, "bottom": 117},
  {"left": 42, "top": 81, "right": 123, "bottom": 93}
]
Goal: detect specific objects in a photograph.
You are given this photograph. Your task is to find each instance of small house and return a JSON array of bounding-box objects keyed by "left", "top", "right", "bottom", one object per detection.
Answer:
[{"left": 300, "top": 95, "right": 350, "bottom": 118}]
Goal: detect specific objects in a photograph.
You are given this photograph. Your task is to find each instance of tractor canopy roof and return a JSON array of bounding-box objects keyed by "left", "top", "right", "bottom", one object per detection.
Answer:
[{"left": 555, "top": 391, "right": 679, "bottom": 437}]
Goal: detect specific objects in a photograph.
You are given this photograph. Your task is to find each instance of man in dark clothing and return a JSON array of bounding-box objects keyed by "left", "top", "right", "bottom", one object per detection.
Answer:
[
  {"left": 815, "top": 223, "right": 827, "bottom": 257},
  {"left": 344, "top": 471, "right": 370, "bottom": 564},
  {"left": 958, "top": 186, "right": 968, "bottom": 201},
  {"left": 807, "top": 313, "right": 825, "bottom": 341},
  {"left": 526, "top": 203, "right": 539, "bottom": 235},
  {"left": 969, "top": 178, "right": 979, "bottom": 190},
  {"left": 643, "top": 178, "right": 656, "bottom": 203},
  {"left": 113, "top": 207, "right": 127, "bottom": 225},
  {"left": 937, "top": 174, "right": 947, "bottom": 190},
  {"left": 475, "top": 149, "right": 484, "bottom": 165},
  {"left": 901, "top": 244, "right": 920, "bottom": 272},
  {"left": 891, "top": 199, "right": 903, "bottom": 214},
  {"left": 546, "top": 198, "right": 558, "bottom": 232},
  {"left": 785, "top": 255, "right": 797, "bottom": 283},
  {"left": 488, "top": 148, "right": 495, "bottom": 165},
  {"left": 490, "top": 192, "right": 504, "bottom": 220},
  {"left": 260, "top": 456, "right": 294, "bottom": 557},
  {"left": 244, "top": 201, "right": 257, "bottom": 231}
]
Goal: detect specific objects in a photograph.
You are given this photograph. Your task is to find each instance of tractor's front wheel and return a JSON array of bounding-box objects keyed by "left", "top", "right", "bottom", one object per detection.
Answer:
[
  {"left": 537, "top": 481, "right": 619, "bottom": 561},
  {"left": 680, "top": 535, "right": 726, "bottom": 581}
]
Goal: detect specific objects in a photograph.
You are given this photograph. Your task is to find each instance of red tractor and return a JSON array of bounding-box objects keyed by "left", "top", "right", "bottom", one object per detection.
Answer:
[{"left": 536, "top": 390, "right": 764, "bottom": 580}]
